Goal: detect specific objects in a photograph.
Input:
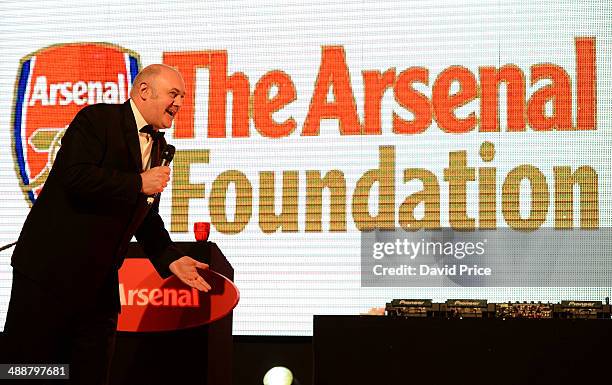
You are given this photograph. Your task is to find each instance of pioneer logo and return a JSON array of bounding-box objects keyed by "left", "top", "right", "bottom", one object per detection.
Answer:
[
  {"left": 399, "top": 300, "right": 427, "bottom": 306},
  {"left": 119, "top": 284, "right": 200, "bottom": 307}
]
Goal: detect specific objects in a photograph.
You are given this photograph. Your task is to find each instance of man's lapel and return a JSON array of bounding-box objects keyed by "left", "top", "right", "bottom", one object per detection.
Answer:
[{"left": 121, "top": 100, "right": 143, "bottom": 172}]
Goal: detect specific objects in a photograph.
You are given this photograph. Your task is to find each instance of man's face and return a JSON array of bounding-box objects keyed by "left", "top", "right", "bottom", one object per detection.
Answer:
[{"left": 141, "top": 68, "right": 185, "bottom": 130}]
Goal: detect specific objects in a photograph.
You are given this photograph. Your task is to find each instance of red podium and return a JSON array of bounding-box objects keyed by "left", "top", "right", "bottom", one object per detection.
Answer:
[
  {"left": 110, "top": 241, "right": 235, "bottom": 385},
  {"left": 117, "top": 260, "right": 239, "bottom": 332}
]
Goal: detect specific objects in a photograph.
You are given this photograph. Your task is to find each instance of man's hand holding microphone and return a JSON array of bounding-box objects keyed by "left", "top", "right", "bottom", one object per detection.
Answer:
[{"left": 140, "top": 166, "right": 170, "bottom": 195}]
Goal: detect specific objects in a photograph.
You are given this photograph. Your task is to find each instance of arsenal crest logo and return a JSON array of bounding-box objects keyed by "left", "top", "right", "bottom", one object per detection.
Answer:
[{"left": 11, "top": 43, "right": 141, "bottom": 205}]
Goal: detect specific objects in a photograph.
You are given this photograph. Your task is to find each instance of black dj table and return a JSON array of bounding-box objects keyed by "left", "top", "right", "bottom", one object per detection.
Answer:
[{"left": 314, "top": 315, "right": 612, "bottom": 385}]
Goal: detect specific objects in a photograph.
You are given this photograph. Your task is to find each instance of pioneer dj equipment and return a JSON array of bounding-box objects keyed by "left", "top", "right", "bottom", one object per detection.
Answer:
[
  {"left": 442, "top": 299, "right": 490, "bottom": 318},
  {"left": 494, "top": 302, "right": 553, "bottom": 319},
  {"left": 382, "top": 299, "right": 612, "bottom": 320},
  {"left": 554, "top": 301, "right": 611, "bottom": 319},
  {"left": 385, "top": 299, "right": 439, "bottom": 318}
]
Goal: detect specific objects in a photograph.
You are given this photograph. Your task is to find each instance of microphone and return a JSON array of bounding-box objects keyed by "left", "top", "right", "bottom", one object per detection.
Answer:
[
  {"left": 160, "top": 144, "right": 176, "bottom": 167},
  {"left": 147, "top": 144, "right": 176, "bottom": 205}
]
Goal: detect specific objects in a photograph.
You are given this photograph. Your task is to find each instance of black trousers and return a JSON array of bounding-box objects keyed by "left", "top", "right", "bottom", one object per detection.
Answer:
[{"left": 1, "top": 270, "right": 118, "bottom": 385}]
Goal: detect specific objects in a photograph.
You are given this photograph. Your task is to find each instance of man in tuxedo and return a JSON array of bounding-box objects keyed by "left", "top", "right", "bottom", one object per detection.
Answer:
[{"left": 2, "top": 64, "right": 210, "bottom": 384}]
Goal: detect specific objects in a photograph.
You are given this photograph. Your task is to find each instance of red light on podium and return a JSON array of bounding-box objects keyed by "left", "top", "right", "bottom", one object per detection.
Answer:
[{"left": 194, "top": 222, "right": 210, "bottom": 241}]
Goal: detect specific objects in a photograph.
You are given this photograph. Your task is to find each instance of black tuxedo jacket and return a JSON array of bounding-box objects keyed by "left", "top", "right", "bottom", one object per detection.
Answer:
[{"left": 11, "top": 100, "right": 182, "bottom": 310}]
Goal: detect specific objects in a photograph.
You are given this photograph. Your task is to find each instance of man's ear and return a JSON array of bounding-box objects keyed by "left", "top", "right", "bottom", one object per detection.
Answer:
[{"left": 138, "top": 82, "right": 150, "bottom": 100}]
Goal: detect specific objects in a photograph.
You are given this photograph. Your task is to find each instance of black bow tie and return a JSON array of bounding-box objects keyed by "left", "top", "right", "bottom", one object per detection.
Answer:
[{"left": 139, "top": 125, "right": 165, "bottom": 141}]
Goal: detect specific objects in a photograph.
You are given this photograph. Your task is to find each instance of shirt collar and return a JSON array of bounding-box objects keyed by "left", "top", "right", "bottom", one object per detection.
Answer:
[{"left": 129, "top": 99, "right": 149, "bottom": 132}]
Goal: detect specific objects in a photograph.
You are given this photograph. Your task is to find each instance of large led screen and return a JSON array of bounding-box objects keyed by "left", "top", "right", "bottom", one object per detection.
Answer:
[{"left": 1, "top": 0, "right": 611, "bottom": 335}]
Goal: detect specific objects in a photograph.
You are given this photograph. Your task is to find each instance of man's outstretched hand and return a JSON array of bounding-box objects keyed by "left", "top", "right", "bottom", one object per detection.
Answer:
[{"left": 169, "top": 256, "right": 211, "bottom": 292}]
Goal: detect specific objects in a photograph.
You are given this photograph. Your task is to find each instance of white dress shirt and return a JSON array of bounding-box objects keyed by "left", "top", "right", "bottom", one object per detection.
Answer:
[{"left": 129, "top": 99, "right": 153, "bottom": 170}]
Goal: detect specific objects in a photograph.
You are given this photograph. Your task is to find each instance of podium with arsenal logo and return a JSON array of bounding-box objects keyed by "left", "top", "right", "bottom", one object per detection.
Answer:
[{"left": 110, "top": 241, "right": 236, "bottom": 385}]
